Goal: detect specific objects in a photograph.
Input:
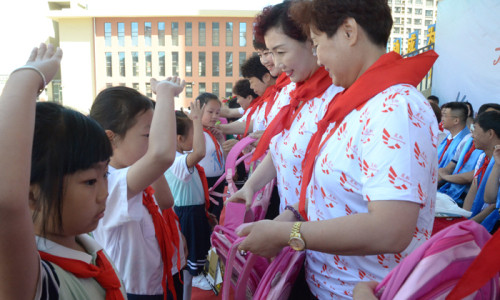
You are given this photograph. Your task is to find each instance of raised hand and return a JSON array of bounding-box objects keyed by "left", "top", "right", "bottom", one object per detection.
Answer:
[
  {"left": 21, "top": 43, "right": 62, "bottom": 87},
  {"left": 150, "top": 76, "right": 186, "bottom": 98},
  {"left": 187, "top": 100, "right": 203, "bottom": 122}
]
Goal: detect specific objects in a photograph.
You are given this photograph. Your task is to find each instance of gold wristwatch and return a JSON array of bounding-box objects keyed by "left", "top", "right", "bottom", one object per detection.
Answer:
[{"left": 288, "top": 222, "right": 306, "bottom": 251}]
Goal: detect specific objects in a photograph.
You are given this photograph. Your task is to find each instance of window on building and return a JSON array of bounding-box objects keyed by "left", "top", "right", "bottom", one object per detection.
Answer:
[
  {"left": 407, "top": 7, "right": 412, "bottom": 13},
  {"left": 416, "top": 0, "right": 423, "bottom": 4},
  {"left": 394, "top": 17, "right": 401, "bottom": 25},
  {"left": 158, "top": 22, "right": 165, "bottom": 46},
  {"left": 426, "top": 0, "right": 433, "bottom": 6},
  {"left": 118, "top": 22, "right": 125, "bottom": 46},
  {"left": 106, "top": 83, "right": 113, "bottom": 88},
  {"left": 394, "top": 27, "right": 400, "bottom": 34},
  {"left": 407, "top": 0, "right": 413, "bottom": 3},
  {"left": 406, "top": 28, "right": 412, "bottom": 34},
  {"left": 415, "top": 19, "right": 422, "bottom": 25},
  {"left": 145, "top": 82, "right": 152, "bottom": 97},
  {"left": 172, "top": 51, "right": 179, "bottom": 76},
  {"left": 145, "top": 52, "right": 152, "bottom": 76},
  {"left": 131, "top": 22, "right": 138, "bottom": 46},
  {"left": 159, "top": 51, "right": 165, "bottom": 77},
  {"left": 199, "top": 82, "right": 206, "bottom": 94},
  {"left": 225, "top": 52, "right": 233, "bottom": 77},
  {"left": 186, "top": 22, "right": 192, "bottom": 46},
  {"left": 132, "top": 52, "right": 139, "bottom": 76},
  {"left": 425, "top": 10, "right": 433, "bottom": 17},
  {"left": 226, "top": 22, "right": 233, "bottom": 46},
  {"left": 212, "top": 82, "right": 219, "bottom": 97},
  {"left": 407, "top": 18, "right": 412, "bottom": 24},
  {"left": 239, "top": 52, "right": 246, "bottom": 76},
  {"left": 239, "top": 23, "right": 246, "bottom": 47},
  {"left": 106, "top": 52, "right": 112, "bottom": 76},
  {"left": 186, "top": 52, "right": 192, "bottom": 77},
  {"left": 133, "top": 83, "right": 140, "bottom": 91},
  {"left": 118, "top": 83, "right": 126, "bottom": 87},
  {"left": 212, "top": 52, "right": 219, "bottom": 76},
  {"left": 225, "top": 82, "right": 233, "bottom": 98},
  {"left": 172, "top": 22, "right": 179, "bottom": 46},
  {"left": 394, "top": 7, "right": 401, "bottom": 13},
  {"left": 425, "top": 20, "right": 432, "bottom": 26},
  {"left": 199, "top": 22, "right": 206, "bottom": 46},
  {"left": 199, "top": 52, "right": 206, "bottom": 77},
  {"left": 105, "top": 22, "right": 112, "bottom": 46},
  {"left": 415, "top": 8, "right": 422, "bottom": 15},
  {"left": 416, "top": 29, "right": 422, "bottom": 35},
  {"left": 185, "top": 83, "right": 193, "bottom": 98},
  {"left": 212, "top": 22, "right": 219, "bottom": 46},
  {"left": 145, "top": 22, "right": 152, "bottom": 46},
  {"left": 119, "top": 52, "right": 125, "bottom": 76}
]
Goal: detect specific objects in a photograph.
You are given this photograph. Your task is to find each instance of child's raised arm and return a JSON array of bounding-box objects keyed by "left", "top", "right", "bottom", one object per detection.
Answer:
[
  {"left": 186, "top": 100, "right": 206, "bottom": 168},
  {"left": 126, "top": 76, "right": 185, "bottom": 198},
  {"left": 0, "top": 43, "right": 62, "bottom": 299}
]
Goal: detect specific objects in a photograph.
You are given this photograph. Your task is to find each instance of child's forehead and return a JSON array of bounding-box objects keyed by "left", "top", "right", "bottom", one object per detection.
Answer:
[{"left": 205, "top": 99, "right": 221, "bottom": 108}]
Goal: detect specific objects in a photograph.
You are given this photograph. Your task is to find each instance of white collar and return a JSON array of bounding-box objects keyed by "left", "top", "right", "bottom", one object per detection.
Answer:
[{"left": 36, "top": 234, "right": 102, "bottom": 264}]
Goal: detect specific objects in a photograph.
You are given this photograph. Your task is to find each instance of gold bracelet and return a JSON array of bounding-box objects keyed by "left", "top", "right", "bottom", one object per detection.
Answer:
[{"left": 11, "top": 65, "right": 46, "bottom": 95}]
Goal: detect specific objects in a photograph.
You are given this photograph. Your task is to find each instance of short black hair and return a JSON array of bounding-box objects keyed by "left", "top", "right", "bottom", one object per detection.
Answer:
[
  {"left": 254, "top": 1, "right": 307, "bottom": 44},
  {"left": 196, "top": 92, "right": 221, "bottom": 108},
  {"left": 253, "top": 39, "right": 267, "bottom": 50},
  {"left": 427, "top": 95, "right": 439, "bottom": 104},
  {"left": 463, "top": 101, "right": 474, "bottom": 118},
  {"left": 475, "top": 110, "right": 500, "bottom": 138},
  {"left": 241, "top": 55, "right": 270, "bottom": 82},
  {"left": 478, "top": 103, "right": 500, "bottom": 115},
  {"left": 90, "top": 86, "right": 153, "bottom": 138},
  {"left": 32, "top": 102, "right": 112, "bottom": 237},
  {"left": 442, "top": 102, "right": 468, "bottom": 124},
  {"left": 175, "top": 110, "right": 192, "bottom": 137},
  {"left": 232, "top": 79, "right": 258, "bottom": 99}
]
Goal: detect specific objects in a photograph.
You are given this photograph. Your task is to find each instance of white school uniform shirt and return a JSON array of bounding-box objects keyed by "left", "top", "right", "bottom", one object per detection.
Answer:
[
  {"left": 198, "top": 131, "right": 225, "bottom": 178},
  {"left": 35, "top": 234, "right": 127, "bottom": 300},
  {"left": 92, "top": 166, "right": 164, "bottom": 295},
  {"left": 305, "top": 84, "right": 438, "bottom": 299},
  {"left": 269, "top": 84, "right": 344, "bottom": 212}
]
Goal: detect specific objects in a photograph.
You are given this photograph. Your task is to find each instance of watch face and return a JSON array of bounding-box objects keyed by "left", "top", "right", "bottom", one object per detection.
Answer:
[{"left": 290, "top": 237, "right": 305, "bottom": 251}]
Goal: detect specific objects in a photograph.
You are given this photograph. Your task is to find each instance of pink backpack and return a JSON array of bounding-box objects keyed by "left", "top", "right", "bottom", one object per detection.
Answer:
[
  {"left": 210, "top": 137, "right": 275, "bottom": 299},
  {"left": 374, "top": 220, "right": 499, "bottom": 299}
]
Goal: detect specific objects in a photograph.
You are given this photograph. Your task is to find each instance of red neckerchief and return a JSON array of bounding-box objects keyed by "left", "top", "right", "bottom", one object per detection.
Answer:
[
  {"left": 264, "top": 73, "right": 291, "bottom": 123},
  {"left": 195, "top": 164, "right": 211, "bottom": 218},
  {"left": 39, "top": 250, "right": 124, "bottom": 300},
  {"left": 161, "top": 208, "right": 182, "bottom": 280},
  {"left": 457, "top": 144, "right": 476, "bottom": 173},
  {"left": 203, "top": 128, "right": 223, "bottom": 166},
  {"left": 475, "top": 155, "right": 491, "bottom": 187},
  {"left": 438, "top": 138, "right": 453, "bottom": 163},
  {"left": 142, "top": 186, "right": 176, "bottom": 300},
  {"left": 244, "top": 85, "right": 275, "bottom": 137},
  {"left": 298, "top": 50, "right": 438, "bottom": 220},
  {"left": 252, "top": 67, "right": 332, "bottom": 161}
]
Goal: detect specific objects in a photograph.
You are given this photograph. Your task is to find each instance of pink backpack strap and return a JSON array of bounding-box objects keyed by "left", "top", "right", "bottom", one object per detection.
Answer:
[{"left": 209, "top": 137, "right": 256, "bottom": 196}]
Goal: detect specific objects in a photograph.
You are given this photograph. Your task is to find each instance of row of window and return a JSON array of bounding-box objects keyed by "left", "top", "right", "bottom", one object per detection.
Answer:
[
  {"left": 104, "top": 21, "right": 247, "bottom": 47},
  {"left": 394, "top": 18, "right": 433, "bottom": 26},
  {"left": 105, "top": 51, "right": 251, "bottom": 78},
  {"left": 393, "top": 27, "right": 430, "bottom": 35},
  {"left": 105, "top": 81, "right": 233, "bottom": 99},
  {"left": 393, "top": 7, "right": 434, "bottom": 15},
  {"left": 390, "top": 0, "right": 434, "bottom": 5}
]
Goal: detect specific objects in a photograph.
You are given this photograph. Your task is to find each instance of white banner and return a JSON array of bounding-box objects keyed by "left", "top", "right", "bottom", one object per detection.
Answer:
[{"left": 432, "top": 0, "right": 500, "bottom": 111}]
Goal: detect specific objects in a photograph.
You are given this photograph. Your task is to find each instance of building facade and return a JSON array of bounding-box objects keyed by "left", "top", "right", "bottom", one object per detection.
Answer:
[
  {"left": 387, "top": 0, "right": 438, "bottom": 54},
  {"left": 48, "top": 1, "right": 259, "bottom": 112}
]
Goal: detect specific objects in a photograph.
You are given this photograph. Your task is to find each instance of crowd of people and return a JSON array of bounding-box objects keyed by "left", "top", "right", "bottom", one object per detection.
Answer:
[{"left": 0, "top": 0, "right": 499, "bottom": 299}]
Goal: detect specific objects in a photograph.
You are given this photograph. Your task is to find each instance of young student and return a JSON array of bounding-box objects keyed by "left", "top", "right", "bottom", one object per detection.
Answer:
[
  {"left": 165, "top": 103, "right": 214, "bottom": 298},
  {"left": 195, "top": 92, "right": 226, "bottom": 220},
  {"left": 90, "top": 78, "right": 185, "bottom": 299},
  {"left": 0, "top": 43, "right": 127, "bottom": 299}
]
